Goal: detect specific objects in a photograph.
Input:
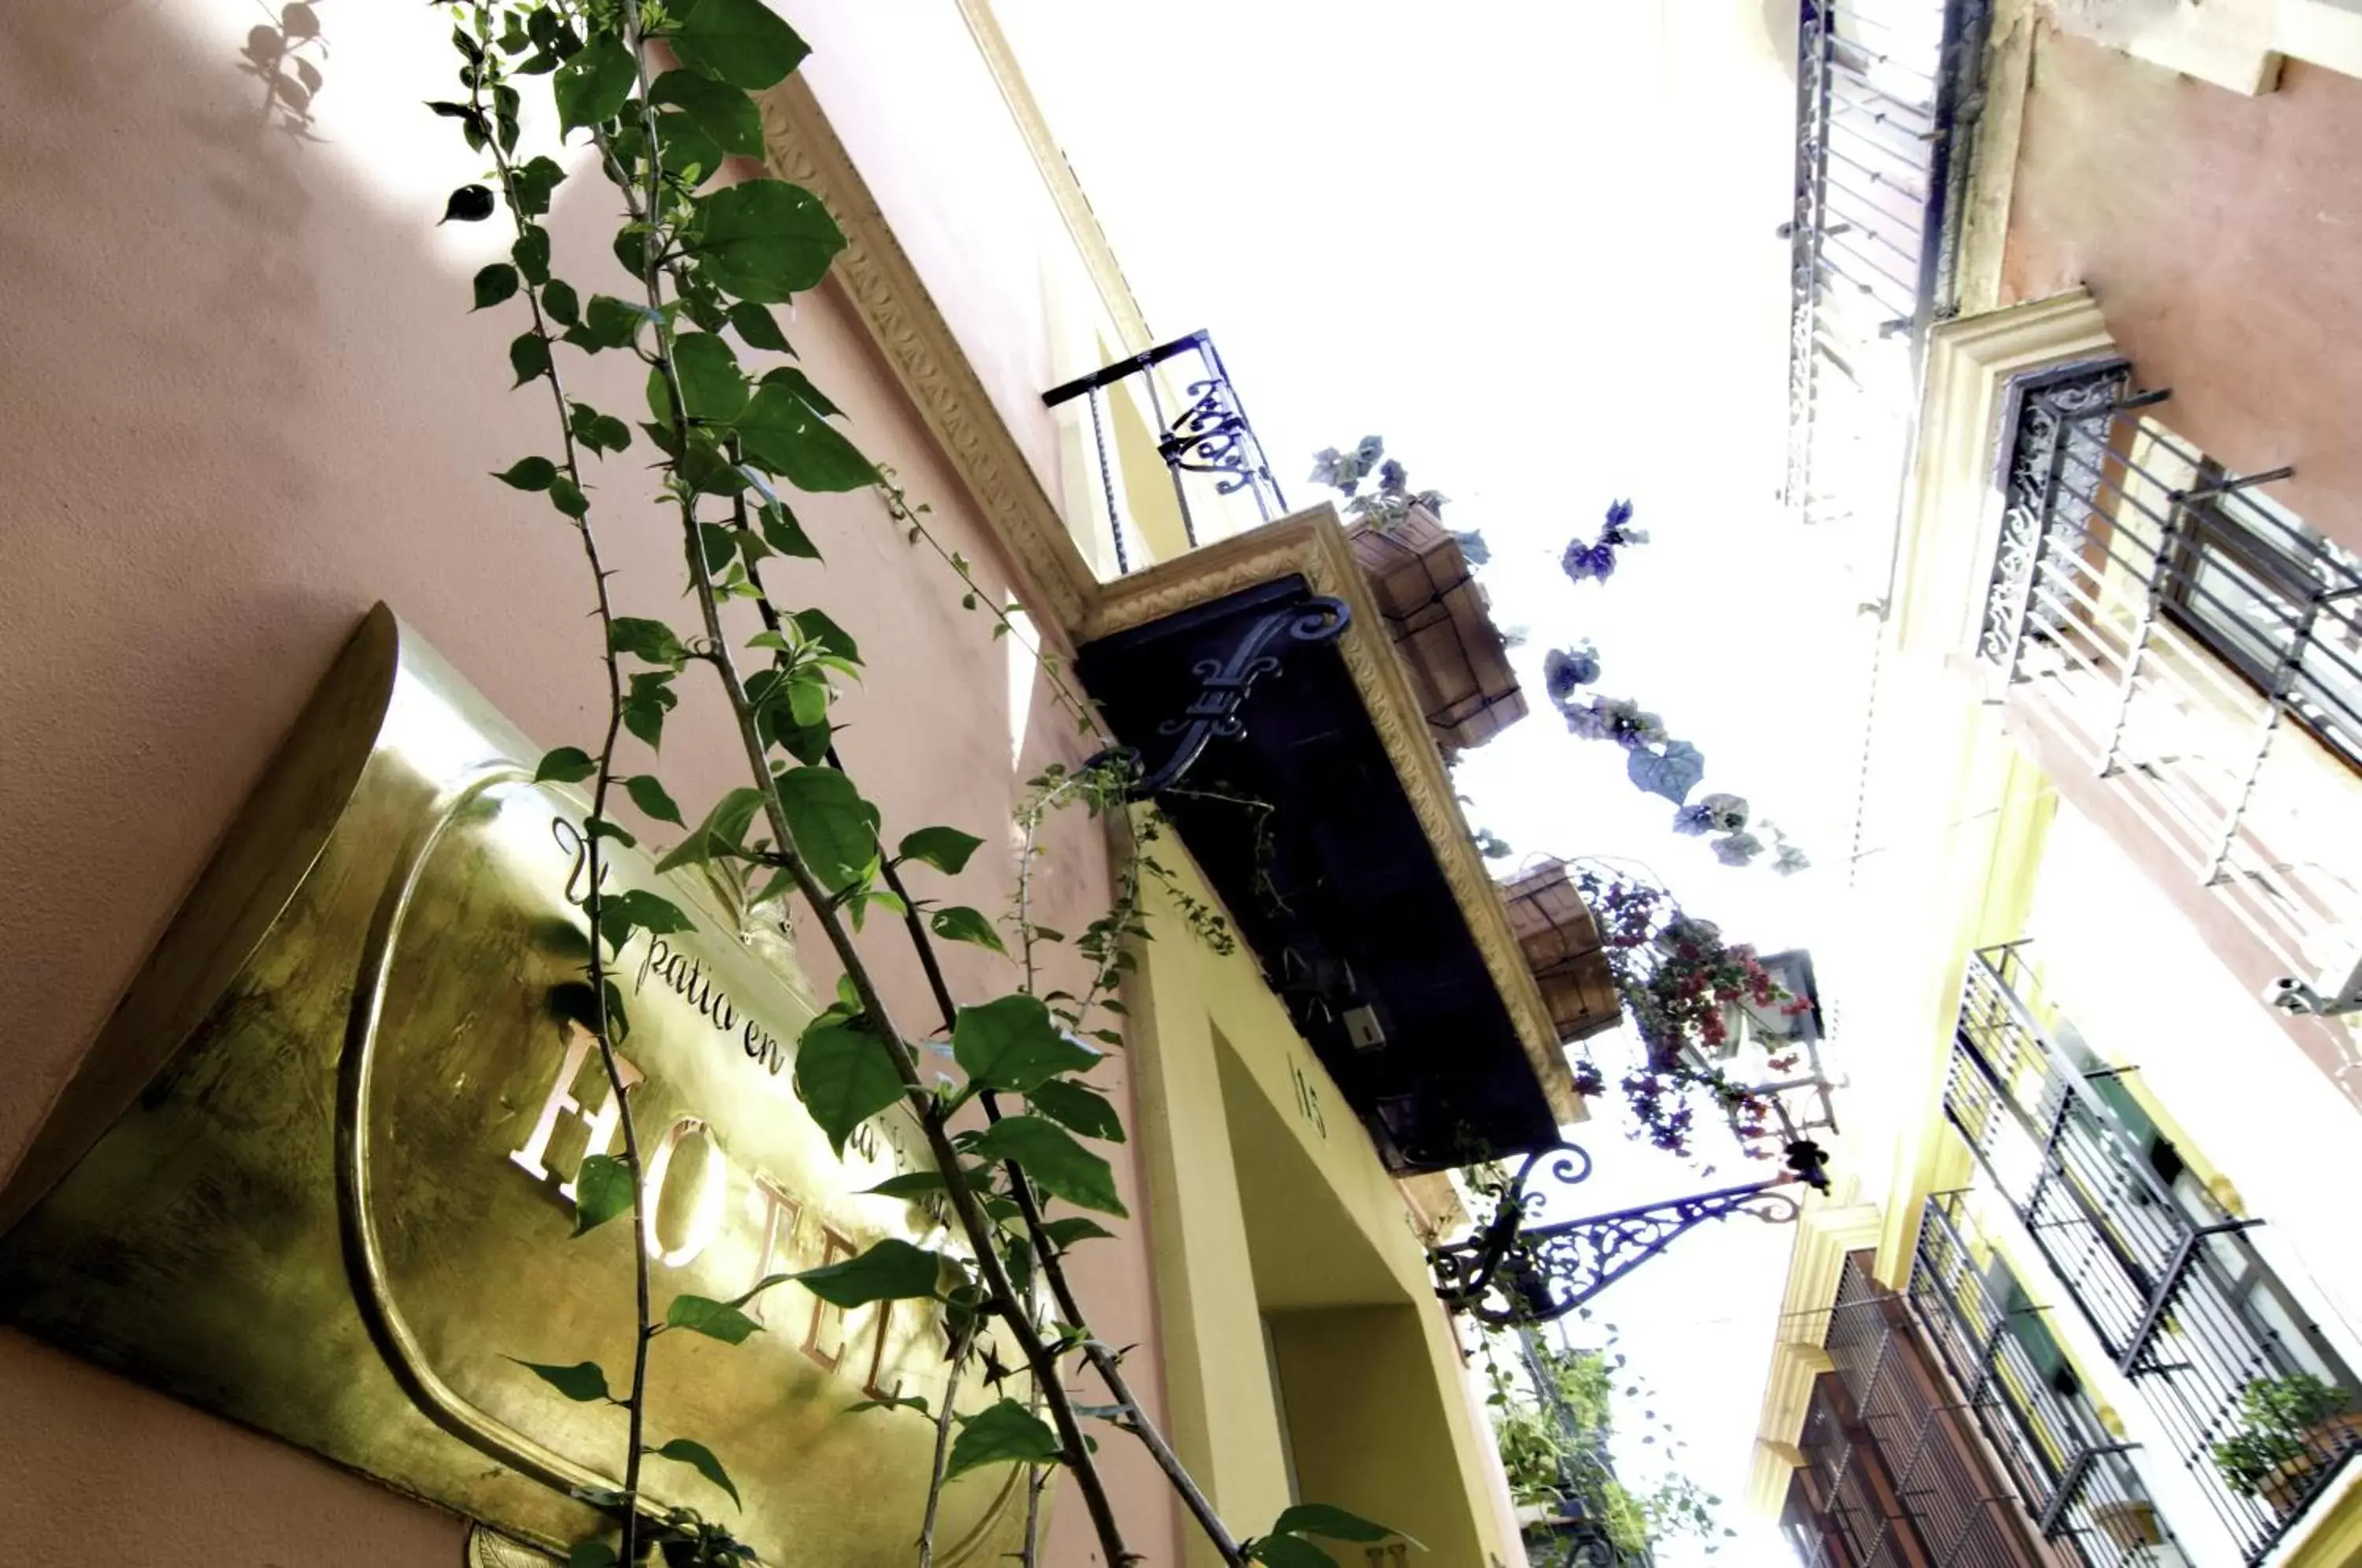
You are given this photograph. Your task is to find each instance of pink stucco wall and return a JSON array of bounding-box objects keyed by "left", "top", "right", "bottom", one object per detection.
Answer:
[
  {"left": 0, "top": 2, "right": 1169, "bottom": 1562},
  {"left": 2001, "top": 28, "right": 2362, "bottom": 549}
]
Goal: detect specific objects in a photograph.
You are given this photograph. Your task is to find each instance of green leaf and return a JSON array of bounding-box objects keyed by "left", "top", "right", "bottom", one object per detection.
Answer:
[
  {"left": 513, "top": 224, "right": 553, "bottom": 284},
  {"left": 728, "top": 300, "right": 791, "bottom": 353},
  {"left": 930, "top": 905, "right": 1005, "bottom": 954},
  {"left": 735, "top": 377, "right": 876, "bottom": 492},
  {"left": 579, "top": 294, "right": 646, "bottom": 352},
  {"left": 535, "top": 745, "right": 597, "bottom": 783},
  {"left": 571, "top": 1153, "right": 635, "bottom": 1236},
  {"left": 597, "top": 887, "right": 693, "bottom": 954},
  {"left": 655, "top": 786, "right": 766, "bottom": 872},
  {"left": 567, "top": 1543, "right": 618, "bottom": 1568},
  {"left": 509, "top": 331, "right": 551, "bottom": 386},
  {"left": 699, "top": 521, "right": 739, "bottom": 574},
  {"left": 553, "top": 35, "right": 635, "bottom": 134},
  {"left": 793, "top": 1013, "right": 904, "bottom": 1156},
  {"left": 609, "top": 616, "right": 686, "bottom": 668},
  {"left": 665, "top": 1292, "right": 762, "bottom": 1345},
  {"left": 1041, "top": 1216, "right": 1115, "bottom": 1249},
  {"left": 1028, "top": 1078, "right": 1125, "bottom": 1143},
  {"left": 1247, "top": 1539, "right": 1337, "bottom": 1568},
  {"left": 473, "top": 262, "right": 520, "bottom": 310},
  {"left": 549, "top": 477, "right": 589, "bottom": 519},
  {"left": 953, "top": 996, "right": 1098, "bottom": 1094},
  {"left": 758, "top": 497, "right": 820, "bottom": 559},
  {"left": 758, "top": 364, "right": 840, "bottom": 417},
  {"left": 442, "top": 183, "right": 494, "bottom": 224},
  {"left": 513, "top": 1358, "right": 613, "bottom": 1403},
  {"left": 622, "top": 773, "right": 684, "bottom": 826},
  {"left": 794, "top": 1237, "right": 942, "bottom": 1309},
  {"left": 1271, "top": 1504, "right": 1399, "bottom": 1544},
  {"left": 968, "top": 1115, "right": 1127, "bottom": 1216},
  {"left": 497, "top": 456, "right": 558, "bottom": 491},
  {"left": 513, "top": 158, "right": 565, "bottom": 220},
  {"left": 623, "top": 670, "right": 676, "bottom": 750},
  {"left": 776, "top": 767, "right": 879, "bottom": 893},
  {"left": 693, "top": 181, "right": 845, "bottom": 304},
  {"left": 788, "top": 608, "right": 861, "bottom": 664},
  {"left": 649, "top": 68, "right": 764, "bottom": 158},
  {"left": 653, "top": 331, "right": 750, "bottom": 425},
  {"left": 945, "top": 1400, "right": 1062, "bottom": 1479},
  {"left": 586, "top": 816, "right": 635, "bottom": 849},
  {"left": 861, "top": 1171, "right": 947, "bottom": 1200},
  {"left": 898, "top": 826, "right": 983, "bottom": 876},
  {"left": 650, "top": 1436, "right": 739, "bottom": 1510},
  {"left": 672, "top": 0, "right": 811, "bottom": 90},
  {"left": 540, "top": 277, "right": 580, "bottom": 327}
]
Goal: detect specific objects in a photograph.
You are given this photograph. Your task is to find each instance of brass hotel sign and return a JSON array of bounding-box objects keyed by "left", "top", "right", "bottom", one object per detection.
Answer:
[{"left": 0, "top": 608, "right": 1024, "bottom": 1563}]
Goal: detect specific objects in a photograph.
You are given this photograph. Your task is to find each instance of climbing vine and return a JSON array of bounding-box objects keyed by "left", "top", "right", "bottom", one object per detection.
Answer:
[{"left": 431, "top": 5, "right": 1395, "bottom": 1565}]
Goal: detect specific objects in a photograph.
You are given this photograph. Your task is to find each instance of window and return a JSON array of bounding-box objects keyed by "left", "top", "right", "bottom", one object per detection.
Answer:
[{"left": 2160, "top": 485, "right": 2362, "bottom": 772}]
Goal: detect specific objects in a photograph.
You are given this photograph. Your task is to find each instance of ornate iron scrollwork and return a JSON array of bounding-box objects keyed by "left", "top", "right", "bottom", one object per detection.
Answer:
[
  {"left": 1979, "top": 361, "right": 2131, "bottom": 670},
  {"left": 1431, "top": 1140, "right": 1824, "bottom": 1329},
  {"left": 1161, "top": 378, "right": 1264, "bottom": 498},
  {"left": 1094, "top": 595, "right": 1351, "bottom": 798}
]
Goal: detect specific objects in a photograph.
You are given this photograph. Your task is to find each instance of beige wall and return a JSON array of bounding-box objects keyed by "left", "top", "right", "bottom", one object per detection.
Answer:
[{"left": 0, "top": 2, "right": 1172, "bottom": 1562}]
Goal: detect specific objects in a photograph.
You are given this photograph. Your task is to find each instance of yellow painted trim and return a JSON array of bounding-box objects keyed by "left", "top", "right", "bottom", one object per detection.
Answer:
[
  {"left": 1955, "top": 0, "right": 2034, "bottom": 318},
  {"left": 950, "top": 0, "right": 1156, "bottom": 355},
  {"left": 1745, "top": 1200, "right": 1884, "bottom": 1514},
  {"left": 2279, "top": 1458, "right": 2362, "bottom": 1568}
]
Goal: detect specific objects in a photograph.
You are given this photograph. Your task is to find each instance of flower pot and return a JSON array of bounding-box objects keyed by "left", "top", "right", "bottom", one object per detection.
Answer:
[
  {"left": 2260, "top": 1413, "right": 2362, "bottom": 1515},
  {"left": 1500, "top": 859, "right": 1621, "bottom": 1048},
  {"left": 1346, "top": 505, "right": 1527, "bottom": 753},
  {"left": 2090, "top": 1500, "right": 2161, "bottom": 1550}
]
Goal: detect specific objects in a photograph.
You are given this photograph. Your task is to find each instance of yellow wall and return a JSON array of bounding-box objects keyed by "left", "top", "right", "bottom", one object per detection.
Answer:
[{"left": 1124, "top": 823, "right": 1525, "bottom": 1566}]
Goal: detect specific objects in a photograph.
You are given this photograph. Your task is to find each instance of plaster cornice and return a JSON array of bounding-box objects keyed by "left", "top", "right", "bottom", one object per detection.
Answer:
[
  {"left": 756, "top": 77, "right": 1100, "bottom": 634},
  {"left": 1087, "top": 506, "right": 1584, "bottom": 1130}
]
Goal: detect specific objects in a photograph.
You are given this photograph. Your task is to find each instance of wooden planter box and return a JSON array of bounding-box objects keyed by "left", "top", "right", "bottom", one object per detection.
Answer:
[
  {"left": 1347, "top": 505, "right": 1527, "bottom": 753},
  {"left": 1501, "top": 859, "right": 1621, "bottom": 1048}
]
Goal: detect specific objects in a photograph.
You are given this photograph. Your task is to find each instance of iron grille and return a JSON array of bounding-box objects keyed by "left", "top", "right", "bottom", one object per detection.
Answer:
[
  {"left": 1042, "top": 329, "right": 1285, "bottom": 575},
  {"left": 1909, "top": 1196, "right": 2175, "bottom": 1568},
  {"left": 1975, "top": 362, "right": 2362, "bottom": 981},
  {"left": 1943, "top": 944, "right": 2362, "bottom": 1560},
  {"left": 1783, "top": 0, "right": 1988, "bottom": 529}
]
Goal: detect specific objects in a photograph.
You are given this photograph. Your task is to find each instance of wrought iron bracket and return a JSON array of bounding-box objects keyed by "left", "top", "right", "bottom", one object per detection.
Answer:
[
  {"left": 1431, "top": 1140, "right": 1826, "bottom": 1328},
  {"left": 1090, "top": 595, "right": 1350, "bottom": 797}
]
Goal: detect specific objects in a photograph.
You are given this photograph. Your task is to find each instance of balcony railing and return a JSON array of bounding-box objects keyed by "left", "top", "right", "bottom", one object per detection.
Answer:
[
  {"left": 1783, "top": 0, "right": 1989, "bottom": 530},
  {"left": 1975, "top": 361, "right": 2362, "bottom": 983},
  {"left": 1042, "top": 329, "right": 1287, "bottom": 575},
  {"left": 1909, "top": 1196, "right": 2176, "bottom": 1568},
  {"left": 1807, "top": 1255, "right": 2046, "bottom": 1568},
  {"left": 1944, "top": 944, "right": 2362, "bottom": 1561}
]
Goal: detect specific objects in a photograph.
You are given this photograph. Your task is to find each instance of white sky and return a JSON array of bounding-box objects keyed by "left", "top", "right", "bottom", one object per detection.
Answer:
[{"left": 996, "top": 2, "right": 1874, "bottom": 1562}]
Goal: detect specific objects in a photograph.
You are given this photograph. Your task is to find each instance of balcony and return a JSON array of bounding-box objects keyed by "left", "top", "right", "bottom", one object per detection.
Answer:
[
  {"left": 1908, "top": 1196, "right": 2179, "bottom": 1568},
  {"left": 1783, "top": 0, "right": 1989, "bottom": 532},
  {"left": 1943, "top": 944, "right": 2362, "bottom": 1560},
  {"left": 1975, "top": 360, "right": 2362, "bottom": 990}
]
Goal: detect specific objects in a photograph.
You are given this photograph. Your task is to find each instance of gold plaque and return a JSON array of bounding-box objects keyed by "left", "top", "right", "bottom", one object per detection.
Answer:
[{"left": 0, "top": 607, "right": 1026, "bottom": 1563}]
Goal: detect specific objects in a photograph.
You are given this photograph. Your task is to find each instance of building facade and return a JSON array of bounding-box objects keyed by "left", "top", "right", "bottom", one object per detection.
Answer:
[
  {"left": 1755, "top": 2, "right": 2362, "bottom": 1566},
  {"left": 0, "top": 3, "right": 1567, "bottom": 1564}
]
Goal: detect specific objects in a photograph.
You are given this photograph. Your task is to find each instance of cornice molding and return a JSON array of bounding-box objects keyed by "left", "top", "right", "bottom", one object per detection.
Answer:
[
  {"left": 951, "top": 0, "right": 1154, "bottom": 354},
  {"left": 1087, "top": 507, "right": 1583, "bottom": 1128},
  {"left": 756, "top": 77, "right": 1100, "bottom": 634}
]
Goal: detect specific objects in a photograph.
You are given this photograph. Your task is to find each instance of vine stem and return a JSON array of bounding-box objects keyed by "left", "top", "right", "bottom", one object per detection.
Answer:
[
  {"left": 609, "top": 5, "right": 1135, "bottom": 1562},
  {"left": 916, "top": 1322, "right": 976, "bottom": 1568},
  {"left": 461, "top": 11, "right": 653, "bottom": 1559}
]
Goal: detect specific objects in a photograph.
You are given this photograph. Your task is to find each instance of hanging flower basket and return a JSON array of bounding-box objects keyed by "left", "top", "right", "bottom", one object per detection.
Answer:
[
  {"left": 1347, "top": 504, "right": 1527, "bottom": 753},
  {"left": 1499, "top": 859, "right": 1622, "bottom": 1049}
]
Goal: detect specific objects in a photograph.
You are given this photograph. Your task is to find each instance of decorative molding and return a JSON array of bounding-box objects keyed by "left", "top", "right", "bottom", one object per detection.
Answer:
[
  {"left": 1085, "top": 507, "right": 1583, "bottom": 1128},
  {"left": 1746, "top": 1200, "right": 1886, "bottom": 1516},
  {"left": 951, "top": 0, "right": 1155, "bottom": 354},
  {"left": 756, "top": 78, "right": 1100, "bottom": 634},
  {"left": 1954, "top": 0, "right": 2035, "bottom": 318},
  {"left": 1893, "top": 290, "right": 2116, "bottom": 664}
]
